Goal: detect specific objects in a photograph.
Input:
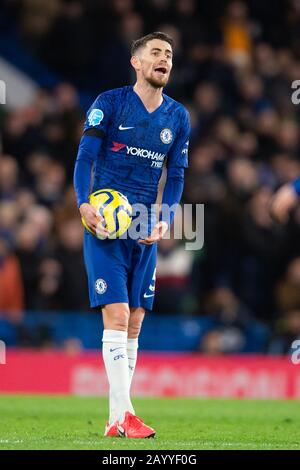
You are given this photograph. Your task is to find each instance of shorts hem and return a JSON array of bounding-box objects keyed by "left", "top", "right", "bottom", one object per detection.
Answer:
[
  {"left": 90, "top": 297, "right": 129, "bottom": 308},
  {"left": 130, "top": 302, "right": 154, "bottom": 311}
]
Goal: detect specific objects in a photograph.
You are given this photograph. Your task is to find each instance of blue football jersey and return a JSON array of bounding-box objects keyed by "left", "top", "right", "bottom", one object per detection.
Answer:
[{"left": 83, "top": 86, "right": 190, "bottom": 207}]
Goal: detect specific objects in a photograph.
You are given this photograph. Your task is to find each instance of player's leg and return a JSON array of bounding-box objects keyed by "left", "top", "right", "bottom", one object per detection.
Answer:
[
  {"left": 117, "top": 308, "right": 155, "bottom": 437},
  {"left": 84, "top": 233, "right": 155, "bottom": 438},
  {"left": 83, "top": 233, "right": 133, "bottom": 435},
  {"left": 103, "top": 303, "right": 155, "bottom": 438},
  {"left": 116, "top": 243, "right": 157, "bottom": 438},
  {"left": 127, "top": 307, "right": 145, "bottom": 386},
  {"left": 102, "top": 302, "right": 135, "bottom": 431},
  {"left": 127, "top": 245, "right": 157, "bottom": 387}
]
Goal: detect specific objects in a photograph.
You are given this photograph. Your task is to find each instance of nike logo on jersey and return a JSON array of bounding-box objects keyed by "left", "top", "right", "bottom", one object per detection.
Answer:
[
  {"left": 110, "top": 347, "right": 124, "bottom": 352},
  {"left": 119, "top": 124, "right": 135, "bottom": 130},
  {"left": 143, "top": 293, "right": 155, "bottom": 298}
]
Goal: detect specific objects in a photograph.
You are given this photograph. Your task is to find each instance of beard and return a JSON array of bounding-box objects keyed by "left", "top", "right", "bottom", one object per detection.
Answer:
[{"left": 146, "top": 73, "right": 169, "bottom": 89}]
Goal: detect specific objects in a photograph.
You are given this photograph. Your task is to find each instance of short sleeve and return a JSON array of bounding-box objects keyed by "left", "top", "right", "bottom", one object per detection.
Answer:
[
  {"left": 167, "top": 107, "right": 190, "bottom": 169},
  {"left": 83, "top": 92, "right": 113, "bottom": 136}
]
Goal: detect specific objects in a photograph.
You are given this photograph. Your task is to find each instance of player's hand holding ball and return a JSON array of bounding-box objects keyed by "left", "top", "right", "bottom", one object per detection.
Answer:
[
  {"left": 80, "top": 189, "right": 132, "bottom": 239},
  {"left": 79, "top": 202, "right": 109, "bottom": 239}
]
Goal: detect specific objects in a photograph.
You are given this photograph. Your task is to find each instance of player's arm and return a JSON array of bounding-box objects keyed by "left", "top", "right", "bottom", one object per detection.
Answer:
[
  {"left": 139, "top": 165, "right": 186, "bottom": 245},
  {"left": 73, "top": 96, "right": 111, "bottom": 236},
  {"left": 139, "top": 108, "right": 190, "bottom": 245},
  {"left": 270, "top": 179, "right": 300, "bottom": 223},
  {"left": 74, "top": 133, "right": 109, "bottom": 236}
]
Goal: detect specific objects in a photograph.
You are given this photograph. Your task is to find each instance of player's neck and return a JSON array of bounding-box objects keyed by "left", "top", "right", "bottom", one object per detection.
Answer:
[{"left": 133, "top": 82, "right": 163, "bottom": 113}]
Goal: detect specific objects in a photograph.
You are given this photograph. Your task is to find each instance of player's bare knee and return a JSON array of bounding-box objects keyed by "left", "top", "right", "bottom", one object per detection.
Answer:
[
  {"left": 102, "top": 304, "right": 130, "bottom": 331},
  {"left": 128, "top": 323, "right": 142, "bottom": 338},
  {"left": 128, "top": 310, "right": 145, "bottom": 338},
  {"left": 110, "top": 309, "right": 129, "bottom": 330}
]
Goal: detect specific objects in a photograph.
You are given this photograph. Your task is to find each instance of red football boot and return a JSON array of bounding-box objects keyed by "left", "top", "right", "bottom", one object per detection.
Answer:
[
  {"left": 117, "top": 411, "right": 156, "bottom": 438},
  {"left": 104, "top": 421, "right": 119, "bottom": 437}
]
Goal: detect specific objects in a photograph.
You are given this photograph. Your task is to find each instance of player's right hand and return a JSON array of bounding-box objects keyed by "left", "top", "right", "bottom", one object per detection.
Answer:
[
  {"left": 270, "top": 185, "right": 298, "bottom": 223},
  {"left": 79, "top": 203, "right": 109, "bottom": 238}
]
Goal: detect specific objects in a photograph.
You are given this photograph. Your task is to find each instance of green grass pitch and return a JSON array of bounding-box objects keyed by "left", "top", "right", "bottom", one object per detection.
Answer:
[{"left": 0, "top": 395, "right": 300, "bottom": 450}]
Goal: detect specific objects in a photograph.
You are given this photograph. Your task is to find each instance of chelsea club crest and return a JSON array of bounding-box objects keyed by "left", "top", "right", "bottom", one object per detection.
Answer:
[
  {"left": 95, "top": 278, "right": 107, "bottom": 294},
  {"left": 160, "top": 128, "right": 173, "bottom": 144}
]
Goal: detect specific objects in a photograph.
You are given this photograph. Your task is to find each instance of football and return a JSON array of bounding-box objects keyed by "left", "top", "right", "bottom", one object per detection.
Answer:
[{"left": 81, "top": 188, "right": 132, "bottom": 239}]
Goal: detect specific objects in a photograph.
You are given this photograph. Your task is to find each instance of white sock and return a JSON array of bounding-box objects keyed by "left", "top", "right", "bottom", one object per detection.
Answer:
[
  {"left": 108, "top": 338, "right": 138, "bottom": 424},
  {"left": 109, "top": 338, "right": 139, "bottom": 424},
  {"left": 102, "top": 329, "right": 134, "bottom": 424},
  {"left": 127, "top": 338, "right": 139, "bottom": 388},
  {"left": 108, "top": 390, "right": 117, "bottom": 426}
]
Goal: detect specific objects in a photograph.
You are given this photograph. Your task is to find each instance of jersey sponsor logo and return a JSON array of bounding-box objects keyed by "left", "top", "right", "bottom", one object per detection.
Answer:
[
  {"left": 126, "top": 146, "right": 165, "bottom": 161},
  {"left": 110, "top": 142, "right": 165, "bottom": 163},
  {"left": 160, "top": 128, "right": 173, "bottom": 144},
  {"left": 119, "top": 124, "right": 135, "bottom": 130},
  {"left": 95, "top": 278, "right": 107, "bottom": 294},
  {"left": 111, "top": 141, "right": 127, "bottom": 152},
  {"left": 88, "top": 108, "right": 104, "bottom": 127}
]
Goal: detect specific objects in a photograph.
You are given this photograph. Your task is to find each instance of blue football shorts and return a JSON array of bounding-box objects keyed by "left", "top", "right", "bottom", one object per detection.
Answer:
[{"left": 83, "top": 230, "right": 157, "bottom": 310}]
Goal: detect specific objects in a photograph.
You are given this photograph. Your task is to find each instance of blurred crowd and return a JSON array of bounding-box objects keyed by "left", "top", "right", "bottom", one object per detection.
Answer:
[{"left": 1, "top": 0, "right": 300, "bottom": 353}]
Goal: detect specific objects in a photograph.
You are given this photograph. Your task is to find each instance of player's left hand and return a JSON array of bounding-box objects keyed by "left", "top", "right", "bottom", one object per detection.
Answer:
[{"left": 138, "top": 221, "right": 169, "bottom": 245}]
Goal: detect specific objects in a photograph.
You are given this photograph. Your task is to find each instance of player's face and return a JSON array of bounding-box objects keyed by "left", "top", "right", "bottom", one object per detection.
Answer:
[{"left": 137, "top": 39, "right": 173, "bottom": 88}]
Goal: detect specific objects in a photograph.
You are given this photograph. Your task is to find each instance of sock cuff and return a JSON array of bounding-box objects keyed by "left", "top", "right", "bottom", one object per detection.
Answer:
[
  {"left": 102, "top": 329, "right": 128, "bottom": 344},
  {"left": 127, "top": 338, "right": 139, "bottom": 350}
]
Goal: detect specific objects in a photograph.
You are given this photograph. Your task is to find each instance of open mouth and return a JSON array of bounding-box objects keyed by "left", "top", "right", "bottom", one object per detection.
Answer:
[{"left": 154, "top": 67, "right": 167, "bottom": 75}]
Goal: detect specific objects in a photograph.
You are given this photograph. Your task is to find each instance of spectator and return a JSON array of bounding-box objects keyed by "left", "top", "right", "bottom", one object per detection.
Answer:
[
  {"left": 200, "top": 287, "right": 268, "bottom": 354},
  {"left": 54, "top": 216, "right": 89, "bottom": 311},
  {"left": 154, "top": 231, "right": 195, "bottom": 314},
  {"left": 269, "top": 310, "right": 300, "bottom": 354},
  {"left": 222, "top": 1, "right": 253, "bottom": 67},
  {"left": 0, "top": 155, "right": 19, "bottom": 200},
  {"left": 0, "top": 233, "right": 24, "bottom": 322},
  {"left": 276, "top": 258, "right": 300, "bottom": 313}
]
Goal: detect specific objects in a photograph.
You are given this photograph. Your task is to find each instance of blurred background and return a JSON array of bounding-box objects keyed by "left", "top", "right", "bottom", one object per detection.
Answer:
[{"left": 1, "top": 0, "right": 300, "bottom": 397}]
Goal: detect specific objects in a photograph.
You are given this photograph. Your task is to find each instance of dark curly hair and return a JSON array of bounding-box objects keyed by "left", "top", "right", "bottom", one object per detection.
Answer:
[{"left": 131, "top": 32, "right": 173, "bottom": 56}]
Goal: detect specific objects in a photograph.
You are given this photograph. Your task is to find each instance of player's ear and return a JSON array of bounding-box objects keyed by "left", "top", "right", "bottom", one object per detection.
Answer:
[{"left": 131, "top": 55, "right": 141, "bottom": 71}]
